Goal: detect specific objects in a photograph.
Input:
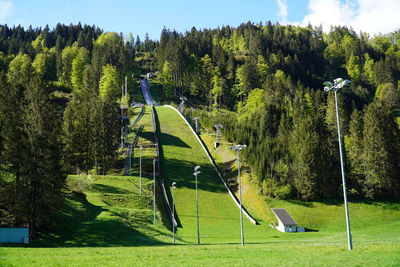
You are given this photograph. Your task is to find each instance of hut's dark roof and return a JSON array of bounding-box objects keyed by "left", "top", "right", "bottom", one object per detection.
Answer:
[{"left": 271, "top": 208, "right": 297, "bottom": 226}]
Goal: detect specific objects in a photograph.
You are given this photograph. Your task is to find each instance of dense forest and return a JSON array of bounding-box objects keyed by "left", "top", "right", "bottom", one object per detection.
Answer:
[
  {"left": 0, "top": 23, "right": 143, "bottom": 235},
  {"left": 0, "top": 22, "right": 399, "bottom": 236},
  {"left": 155, "top": 22, "right": 400, "bottom": 200}
]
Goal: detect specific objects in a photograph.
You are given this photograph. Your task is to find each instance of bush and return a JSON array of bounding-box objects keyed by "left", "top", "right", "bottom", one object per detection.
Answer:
[{"left": 67, "top": 173, "right": 93, "bottom": 193}]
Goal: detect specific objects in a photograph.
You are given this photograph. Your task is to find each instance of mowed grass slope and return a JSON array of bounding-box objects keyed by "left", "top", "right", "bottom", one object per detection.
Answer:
[
  {"left": 200, "top": 132, "right": 400, "bottom": 245},
  {"left": 32, "top": 175, "right": 172, "bottom": 247},
  {"left": 155, "top": 106, "right": 270, "bottom": 244}
]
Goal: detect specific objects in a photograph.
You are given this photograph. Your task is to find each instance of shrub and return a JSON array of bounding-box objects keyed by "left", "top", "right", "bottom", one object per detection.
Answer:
[{"left": 67, "top": 173, "right": 93, "bottom": 193}]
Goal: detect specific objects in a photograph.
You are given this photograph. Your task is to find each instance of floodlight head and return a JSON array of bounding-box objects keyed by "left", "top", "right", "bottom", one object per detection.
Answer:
[
  {"left": 194, "top": 165, "right": 201, "bottom": 171},
  {"left": 194, "top": 171, "right": 201, "bottom": 176},
  {"left": 336, "top": 79, "right": 351, "bottom": 89},
  {"left": 333, "top": 78, "right": 343, "bottom": 84},
  {"left": 324, "top": 79, "right": 351, "bottom": 92},
  {"left": 172, "top": 182, "right": 176, "bottom": 188},
  {"left": 231, "top": 144, "right": 247, "bottom": 151}
]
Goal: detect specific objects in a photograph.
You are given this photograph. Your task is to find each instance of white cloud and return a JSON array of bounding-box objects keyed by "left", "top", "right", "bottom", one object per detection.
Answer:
[
  {"left": 301, "top": 0, "right": 400, "bottom": 35},
  {"left": 277, "top": 0, "right": 288, "bottom": 23},
  {"left": 0, "top": 0, "right": 12, "bottom": 23}
]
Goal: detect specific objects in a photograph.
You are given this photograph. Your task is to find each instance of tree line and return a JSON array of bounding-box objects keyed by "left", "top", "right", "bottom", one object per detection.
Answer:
[{"left": 0, "top": 24, "right": 138, "bottom": 235}]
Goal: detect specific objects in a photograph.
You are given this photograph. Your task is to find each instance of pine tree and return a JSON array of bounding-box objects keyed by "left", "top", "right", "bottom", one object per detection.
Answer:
[
  {"left": 346, "top": 109, "right": 364, "bottom": 193},
  {"left": 23, "top": 75, "right": 65, "bottom": 235},
  {"left": 363, "top": 102, "right": 400, "bottom": 198}
]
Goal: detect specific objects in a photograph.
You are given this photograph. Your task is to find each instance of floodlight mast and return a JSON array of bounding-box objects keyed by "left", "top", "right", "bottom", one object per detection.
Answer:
[
  {"left": 214, "top": 124, "right": 223, "bottom": 148},
  {"left": 153, "top": 158, "right": 156, "bottom": 225},
  {"left": 324, "top": 78, "right": 353, "bottom": 251},
  {"left": 172, "top": 182, "right": 177, "bottom": 244},
  {"left": 193, "top": 166, "right": 201, "bottom": 245},
  {"left": 231, "top": 144, "right": 247, "bottom": 247},
  {"left": 194, "top": 117, "right": 200, "bottom": 133},
  {"left": 139, "top": 146, "right": 143, "bottom": 195}
]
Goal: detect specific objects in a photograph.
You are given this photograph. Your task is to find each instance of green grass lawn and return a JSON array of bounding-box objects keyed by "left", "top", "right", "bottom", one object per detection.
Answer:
[
  {"left": 199, "top": 130, "right": 400, "bottom": 244},
  {"left": 2, "top": 242, "right": 400, "bottom": 266},
  {"left": 155, "top": 106, "right": 273, "bottom": 245},
  {"left": 30, "top": 175, "right": 172, "bottom": 248}
]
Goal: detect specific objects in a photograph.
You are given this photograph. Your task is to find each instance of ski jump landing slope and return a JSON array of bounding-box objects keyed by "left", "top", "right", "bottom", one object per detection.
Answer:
[{"left": 155, "top": 106, "right": 268, "bottom": 244}]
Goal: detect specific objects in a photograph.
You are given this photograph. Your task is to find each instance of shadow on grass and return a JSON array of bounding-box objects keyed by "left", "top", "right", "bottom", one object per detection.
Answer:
[
  {"left": 139, "top": 131, "right": 155, "bottom": 143},
  {"left": 90, "top": 184, "right": 132, "bottom": 194},
  {"left": 179, "top": 214, "right": 237, "bottom": 222},
  {"left": 159, "top": 132, "right": 191, "bottom": 148},
  {"left": 31, "top": 193, "right": 167, "bottom": 248},
  {"left": 163, "top": 158, "right": 226, "bottom": 193}
]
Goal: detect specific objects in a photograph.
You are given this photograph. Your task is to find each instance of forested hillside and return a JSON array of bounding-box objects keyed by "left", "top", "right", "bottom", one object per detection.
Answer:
[
  {"left": 1, "top": 21, "right": 399, "bottom": 237},
  {"left": 155, "top": 22, "right": 400, "bottom": 200},
  {"left": 0, "top": 24, "right": 139, "bottom": 235}
]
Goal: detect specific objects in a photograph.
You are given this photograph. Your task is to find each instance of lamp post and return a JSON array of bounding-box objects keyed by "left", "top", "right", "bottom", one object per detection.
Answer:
[
  {"left": 153, "top": 158, "right": 156, "bottom": 225},
  {"left": 214, "top": 124, "right": 223, "bottom": 149},
  {"left": 171, "top": 181, "right": 177, "bottom": 244},
  {"left": 323, "top": 78, "right": 353, "bottom": 251},
  {"left": 194, "top": 166, "right": 201, "bottom": 245},
  {"left": 194, "top": 117, "right": 200, "bottom": 133},
  {"left": 231, "top": 144, "right": 247, "bottom": 247},
  {"left": 139, "top": 145, "right": 143, "bottom": 195}
]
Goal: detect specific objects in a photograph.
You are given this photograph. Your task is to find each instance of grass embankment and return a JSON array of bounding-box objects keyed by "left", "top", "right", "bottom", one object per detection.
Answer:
[
  {"left": 149, "top": 80, "right": 163, "bottom": 103},
  {"left": 200, "top": 131, "right": 400, "bottom": 245},
  {"left": 155, "top": 106, "right": 270, "bottom": 244},
  {"left": 130, "top": 78, "right": 145, "bottom": 104},
  {"left": 27, "top": 174, "right": 171, "bottom": 248}
]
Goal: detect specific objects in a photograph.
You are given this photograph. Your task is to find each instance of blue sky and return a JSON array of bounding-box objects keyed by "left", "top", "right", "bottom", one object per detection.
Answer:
[{"left": 1, "top": 0, "right": 400, "bottom": 39}]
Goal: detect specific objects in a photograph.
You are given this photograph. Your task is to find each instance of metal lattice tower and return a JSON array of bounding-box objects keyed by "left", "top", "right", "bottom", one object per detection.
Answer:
[{"left": 178, "top": 96, "right": 187, "bottom": 113}]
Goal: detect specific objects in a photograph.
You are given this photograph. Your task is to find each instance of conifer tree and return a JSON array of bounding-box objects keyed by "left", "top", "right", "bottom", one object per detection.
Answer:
[{"left": 363, "top": 102, "right": 400, "bottom": 197}]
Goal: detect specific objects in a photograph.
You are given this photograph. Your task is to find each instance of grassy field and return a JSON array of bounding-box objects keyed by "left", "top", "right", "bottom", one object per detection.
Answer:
[{"left": 2, "top": 243, "right": 400, "bottom": 266}]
